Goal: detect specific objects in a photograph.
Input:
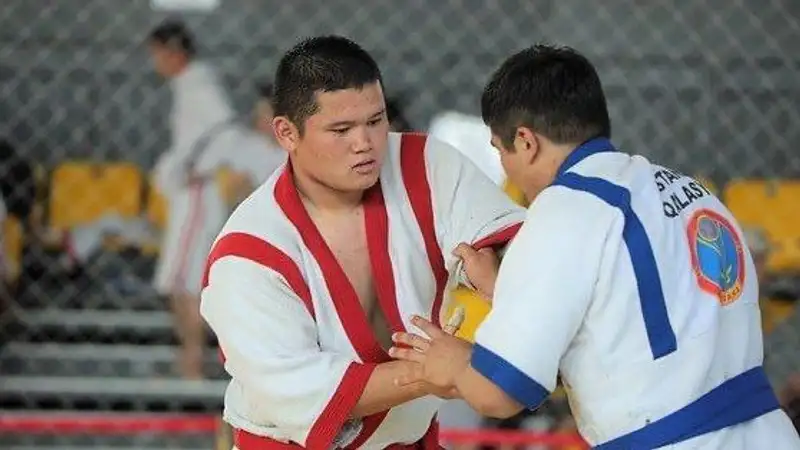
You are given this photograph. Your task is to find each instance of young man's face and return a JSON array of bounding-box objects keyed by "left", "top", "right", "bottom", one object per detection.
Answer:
[
  {"left": 491, "top": 132, "right": 532, "bottom": 197},
  {"left": 274, "top": 81, "right": 390, "bottom": 193},
  {"left": 490, "top": 127, "right": 554, "bottom": 201},
  {"left": 148, "top": 43, "right": 183, "bottom": 78}
]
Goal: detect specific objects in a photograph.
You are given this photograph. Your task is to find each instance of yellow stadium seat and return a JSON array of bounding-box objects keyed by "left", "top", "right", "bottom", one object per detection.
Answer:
[
  {"left": 724, "top": 179, "right": 771, "bottom": 226},
  {"left": 49, "top": 162, "right": 143, "bottom": 229},
  {"left": 145, "top": 182, "right": 169, "bottom": 230},
  {"left": 771, "top": 181, "right": 800, "bottom": 239},
  {"left": 725, "top": 179, "right": 800, "bottom": 272},
  {"left": 445, "top": 179, "right": 529, "bottom": 342},
  {"left": 2, "top": 215, "right": 23, "bottom": 283}
]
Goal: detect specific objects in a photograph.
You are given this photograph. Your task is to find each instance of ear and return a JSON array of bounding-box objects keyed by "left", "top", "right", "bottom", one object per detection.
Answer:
[
  {"left": 272, "top": 116, "right": 300, "bottom": 153},
  {"left": 514, "top": 126, "right": 539, "bottom": 164}
]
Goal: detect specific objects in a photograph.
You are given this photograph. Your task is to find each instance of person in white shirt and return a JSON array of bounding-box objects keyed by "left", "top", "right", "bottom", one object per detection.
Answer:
[
  {"left": 200, "top": 35, "right": 526, "bottom": 449},
  {"left": 147, "top": 19, "right": 242, "bottom": 379},
  {"left": 220, "top": 82, "right": 286, "bottom": 206},
  {"left": 390, "top": 44, "right": 800, "bottom": 449}
]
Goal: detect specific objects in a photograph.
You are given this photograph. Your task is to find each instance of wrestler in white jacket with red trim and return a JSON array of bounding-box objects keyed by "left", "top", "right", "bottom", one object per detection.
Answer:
[{"left": 200, "top": 36, "right": 525, "bottom": 449}]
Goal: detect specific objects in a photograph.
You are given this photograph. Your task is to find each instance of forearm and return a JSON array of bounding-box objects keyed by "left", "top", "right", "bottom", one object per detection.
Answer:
[
  {"left": 454, "top": 366, "right": 524, "bottom": 419},
  {"left": 350, "top": 360, "right": 427, "bottom": 418}
]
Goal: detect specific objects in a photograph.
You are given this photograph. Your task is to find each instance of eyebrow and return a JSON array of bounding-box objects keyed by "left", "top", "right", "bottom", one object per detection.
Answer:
[{"left": 327, "top": 109, "right": 386, "bottom": 128}]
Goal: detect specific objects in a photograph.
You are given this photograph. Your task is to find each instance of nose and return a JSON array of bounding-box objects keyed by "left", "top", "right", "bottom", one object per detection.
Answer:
[{"left": 351, "top": 125, "right": 372, "bottom": 153}]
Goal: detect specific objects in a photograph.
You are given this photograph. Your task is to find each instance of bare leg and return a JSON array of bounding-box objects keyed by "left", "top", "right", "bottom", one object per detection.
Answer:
[
  {"left": 169, "top": 291, "right": 205, "bottom": 380},
  {"left": 215, "top": 415, "right": 233, "bottom": 450}
]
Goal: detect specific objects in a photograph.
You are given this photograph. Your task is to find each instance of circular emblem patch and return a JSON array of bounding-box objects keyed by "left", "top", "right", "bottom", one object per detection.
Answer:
[{"left": 687, "top": 209, "right": 746, "bottom": 305}]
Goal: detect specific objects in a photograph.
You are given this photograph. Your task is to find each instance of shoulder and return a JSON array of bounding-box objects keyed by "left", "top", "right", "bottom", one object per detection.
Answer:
[
  {"left": 389, "top": 132, "right": 480, "bottom": 180},
  {"left": 383, "top": 131, "right": 464, "bottom": 177},
  {"left": 522, "top": 185, "right": 618, "bottom": 240},
  {"left": 387, "top": 132, "right": 463, "bottom": 160},
  {"left": 205, "top": 172, "right": 313, "bottom": 308},
  {"left": 421, "top": 132, "right": 467, "bottom": 163},
  {"left": 173, "top": 62, "right": 231, "bottom": 106},
  {"left": 225, "top": 171, "right": 285, "bottom": 229},
  {"left": 500, "top": 189, "right": 612, "bottom": 282},
  {"left": 212, "top": 170, "right": 299, "bottom": 263},
  {"left": 185, "top": 61, "right": 223, "bottom": 87}
]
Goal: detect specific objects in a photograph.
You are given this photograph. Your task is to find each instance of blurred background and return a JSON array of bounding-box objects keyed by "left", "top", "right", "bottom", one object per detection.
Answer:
[{"left": 0, "top": 0, "right": 798, "bottom": 449}]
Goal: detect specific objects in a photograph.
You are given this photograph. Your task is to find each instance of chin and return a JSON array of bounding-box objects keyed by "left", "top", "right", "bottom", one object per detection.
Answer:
[{"left": 353, "top": 174, "right": 381, "bottom": 191}]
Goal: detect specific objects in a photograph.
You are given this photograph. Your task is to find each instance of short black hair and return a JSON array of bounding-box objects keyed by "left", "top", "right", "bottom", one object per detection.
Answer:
[
  {"left": 481, "top": 44, "right": 610, "bottom": 148},
  {"left": 273, "top": 35, "right": 383, "bottom": 132},
  {"left": 147, "top": 19, "right": 196, "bottom": 57},
  {"left": 256, "top": 81, "right": 274, "bottom": 102}
]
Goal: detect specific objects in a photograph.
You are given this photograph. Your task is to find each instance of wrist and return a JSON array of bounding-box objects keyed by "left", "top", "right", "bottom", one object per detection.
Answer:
[
  {"left": 410, "top": 380, "right": 430, "bottom": 397},
  {"left": 453, "top": 366, "right": 471, "bottom": 395},
  {"left": 480, "top": 277, "right": 496, "bottom": 299}
]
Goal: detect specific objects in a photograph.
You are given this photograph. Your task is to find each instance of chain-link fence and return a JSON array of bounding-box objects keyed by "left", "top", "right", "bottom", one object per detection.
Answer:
[{"left": 0, "top": 1, "right": 798, "bottom": 449}]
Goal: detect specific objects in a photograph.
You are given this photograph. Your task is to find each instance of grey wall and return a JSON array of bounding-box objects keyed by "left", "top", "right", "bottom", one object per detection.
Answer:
[{"left": 0, "top": 0, "right": 797, "bottom": 181}]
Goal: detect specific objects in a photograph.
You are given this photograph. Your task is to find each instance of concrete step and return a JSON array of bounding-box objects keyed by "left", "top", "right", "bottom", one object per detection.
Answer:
[
  {"left": 13, "top": 309, "right": 216, "bottom": 345},
  {"left": 15, "top": 288, "right": 166, "bottom": 312},
  {"left": 0, "top": 343, "right": 224, "bottom": 378},
  {"left": 0, "top": 376, "right": 226, "bottom": 411},
  {"left": 19, "top": 309, "right": 172, "bottom": 330}
]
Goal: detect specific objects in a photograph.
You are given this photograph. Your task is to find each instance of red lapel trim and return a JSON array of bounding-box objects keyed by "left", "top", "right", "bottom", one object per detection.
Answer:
[
  {"left": 274, "top": 163, "right": 401, "bottom": 364},
  {"left": 399, "top": 133, "right": 448, "bottom": 327}
]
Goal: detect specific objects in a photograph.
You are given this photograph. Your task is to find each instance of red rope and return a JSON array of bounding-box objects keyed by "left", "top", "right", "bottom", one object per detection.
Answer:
[
  {"left": 0, "top": 413, "right": 218, "bottom": 434},
  {"left": 0, "top": 412, "right": 588, "bottom": 447},
  {"left": 441, "top": 428, "right": 587, "bottom": 447}
]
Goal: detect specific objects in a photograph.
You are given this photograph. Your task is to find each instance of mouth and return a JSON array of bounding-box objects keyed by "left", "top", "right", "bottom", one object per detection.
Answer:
[{"left": 352, "top": 159, "right": 377, "bottom": 172}]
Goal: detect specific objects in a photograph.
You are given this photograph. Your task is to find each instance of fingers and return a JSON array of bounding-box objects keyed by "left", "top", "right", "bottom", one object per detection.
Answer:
[
  {"left": 444, "top": 306, "right": 465, "bottom": 335},
  {"left": 388, "top": 346, "right": 426, "bottom": 364},
  {"left": 451, "top": 242, "right": 478, "bottom": 260},
  {"left": 477, "top": 247, "right": 497, "bottom": 257},
  {"left": 410, "top": 315, "right": 445, "bottom": 338},
  {"left": 392, "top": 332, "right": 430, "bottom": 352}
]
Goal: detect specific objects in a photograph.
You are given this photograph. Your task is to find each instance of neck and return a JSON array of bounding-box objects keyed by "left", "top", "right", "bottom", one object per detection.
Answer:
[
  {"left": 292, "top": 167, "right": 364, "bottom": 213},
  {"left": 550, "top": 141, "right": 579, "bottom": 173},
  {"left": 520, "top": 142, "right": 575, "bottom": 201},
  {"left": 170, "top": 60, "right": 191, "bottom": 79}
]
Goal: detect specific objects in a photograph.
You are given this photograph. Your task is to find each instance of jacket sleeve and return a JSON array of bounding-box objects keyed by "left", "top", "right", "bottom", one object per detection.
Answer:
[
  {"left": 424, "top": 136, "right": 527, "bottom": 268},
  {"left": 200, "top": 233, "right": 375, "bottom": 448},
  {"left": 473, "top": 188, "right": 609, "bottom": 409}
]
